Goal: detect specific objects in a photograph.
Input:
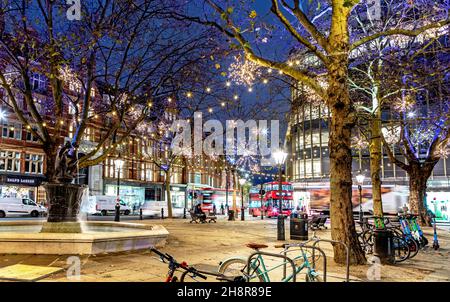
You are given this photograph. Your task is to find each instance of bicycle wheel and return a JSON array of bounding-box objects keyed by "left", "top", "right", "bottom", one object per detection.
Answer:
[
  {"left": 358, "top": 229, "right": 374, "bottom": 254},
  {"left": 305, "top": 273, "right": 322, "bottom": 282},
  {"left": 392, "top": 236, "right": 410, "bottom": 263},
  {"left": 218, "top": 257, "right": 265, "bottom": 282},
  {"left": 405, "top": 238, "right": 419, "bottom": 259},
  {"left": 419, "top": 235, "right": 429, "bottom": 247}
]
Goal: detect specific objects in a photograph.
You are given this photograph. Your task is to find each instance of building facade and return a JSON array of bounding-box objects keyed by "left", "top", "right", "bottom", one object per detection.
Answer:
[
  {"left": 0, "top": 67, "right": 226, "bottom": 210},
  {"left": 285, "top": 86, "right": 450, "bottom": 220}
]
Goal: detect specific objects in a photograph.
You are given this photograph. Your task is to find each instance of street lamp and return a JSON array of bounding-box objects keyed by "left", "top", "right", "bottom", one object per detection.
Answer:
[
  {"left": 356, "top": 172, "right": 365, "bottom": 222},
  {"left": 273, "top": 149, "right": 287, "bottom": 241},
  {"left": 239, "top": 178, "right": 246, "bottom": 221},
  {"left": 114, "top": 157, "right": 125, "bottom": 222}
]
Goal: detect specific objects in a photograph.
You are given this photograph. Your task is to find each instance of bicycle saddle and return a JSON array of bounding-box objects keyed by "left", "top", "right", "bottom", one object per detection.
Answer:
[{"left": 246, "top": 243, "right": 268, "bottom": 250}]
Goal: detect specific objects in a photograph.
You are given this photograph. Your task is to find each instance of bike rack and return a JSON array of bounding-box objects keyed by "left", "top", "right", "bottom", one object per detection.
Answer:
[
  {"left": 247, "top": 251, "right": 297, "bottom": 282},
  {"left": 280, "top": 244, "right": 327, "bottom": 282},
  {"left": 310, "top": 238, "right": 350, "bottom": 282}
]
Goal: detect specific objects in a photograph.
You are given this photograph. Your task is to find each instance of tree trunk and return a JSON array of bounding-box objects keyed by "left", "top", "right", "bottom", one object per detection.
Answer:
[
  {"left": 370, "top": 106, "right": 384, "bottom": 217},
  {"left": 327, "top": 17, "right": 366, "bottom": 263},
  {"left": 43, "top": 144, "right": 58, "bottom": 184},
  {"left": 165, "top": 171, "right": 173, "bottom": 218},
  {"left": 328, "top": 88, "right": 366, "bottom": 264},
  {"left": 408, "top": 164, "right": 432, "bottom": 226}
]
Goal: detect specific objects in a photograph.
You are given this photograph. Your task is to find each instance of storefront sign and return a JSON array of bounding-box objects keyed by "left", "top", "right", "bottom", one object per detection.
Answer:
[{"left": 0, "top": 175, "right": 44, "bottom": 186}]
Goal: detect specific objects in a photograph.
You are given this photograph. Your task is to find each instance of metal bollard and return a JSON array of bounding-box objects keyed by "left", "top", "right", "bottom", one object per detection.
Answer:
[
  {"left": 161, "top": 208, "right": 164, "bottom": 219},
  {"left": 139, "top": 208, "right": 143, "bottom": 220},
  {"left": 114, "top": 204, "right": 120, "bottom": 222},
  {"left": 183, "top": 208, "right": 187, "bottom": 219}
]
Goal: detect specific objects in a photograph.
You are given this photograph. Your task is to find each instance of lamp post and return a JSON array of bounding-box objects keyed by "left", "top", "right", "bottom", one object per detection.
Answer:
[
  {"left": 260, "top": 183, "right": 264, "bottom": 220},
  {"left": 273, "top": 149, "right": 287, "bottom": 241},
  {"left": 239, "top": 178, "right": 246, "bottom": 221},
  {"left": 114, "top": 158, "right": 125, "bottom": 222},
  {"left": 356, "top": 172, "right": 365, "bottom": 222},
  {"left": 225, "top": 167, "right": 229, "bottom": 213}
]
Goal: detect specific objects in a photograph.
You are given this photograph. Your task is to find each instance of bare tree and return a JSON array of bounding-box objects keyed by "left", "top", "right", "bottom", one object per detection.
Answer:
[
  {"left": 174, "top": 0, "right": 449, "bottom": 264},
  {"left": 348, "top": 0, "right": 448, "bottom": 218},
  {"left": 380, "top": 36, "right": 449, "bottom": 225},
  {"left": 0, "top": 0, "right": 221, "bottom": 225}
]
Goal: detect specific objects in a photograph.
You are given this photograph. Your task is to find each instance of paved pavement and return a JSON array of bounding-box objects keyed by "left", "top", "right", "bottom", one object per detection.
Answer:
[{"left": 0, "top": 215, "right": 449, "bottom": 282}]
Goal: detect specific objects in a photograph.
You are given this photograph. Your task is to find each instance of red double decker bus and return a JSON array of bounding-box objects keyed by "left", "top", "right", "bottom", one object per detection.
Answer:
[
  {"left": 248, "top": 187, "right": 263, "bottom": 217},
  {"left": 262, "top": 181, "right": 294, "bottom": 218}
]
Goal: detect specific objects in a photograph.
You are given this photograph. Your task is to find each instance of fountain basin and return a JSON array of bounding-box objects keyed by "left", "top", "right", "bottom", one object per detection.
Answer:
[{"left": 0, "top": 221, "right": 169, "bottom": 255}]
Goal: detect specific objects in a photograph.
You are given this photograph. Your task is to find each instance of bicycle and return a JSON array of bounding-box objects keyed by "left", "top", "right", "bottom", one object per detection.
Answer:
[
  {"left": 383, "top": 216, "right": 420, "bottom": 259},
  {"left": 150, "top": 248, "right": 208, "bottom": 282},
  {"left": 357, "top": 217, "right": 411, "bottom": 263},
  {"left": 402, "top": 214, "right": 428, "bottom": 248},
  {"left": 151, "top": 248, "right": 244, "bottom": 282},
  {"left": 218, "top": 242, "right": 322, "bottom": 282}
]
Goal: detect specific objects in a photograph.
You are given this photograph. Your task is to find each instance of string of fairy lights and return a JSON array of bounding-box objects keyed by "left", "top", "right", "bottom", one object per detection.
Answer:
[
  {"left": 5, "top": 56, "right": 445, "bottom": 183},
  {"left": 1, "top": 56, "right": 302, "bottom": 181}
]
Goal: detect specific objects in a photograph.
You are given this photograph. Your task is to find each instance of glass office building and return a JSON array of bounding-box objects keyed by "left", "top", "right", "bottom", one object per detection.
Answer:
[{"left": 286, "top": 84, "right": 450, "bottom": 217}]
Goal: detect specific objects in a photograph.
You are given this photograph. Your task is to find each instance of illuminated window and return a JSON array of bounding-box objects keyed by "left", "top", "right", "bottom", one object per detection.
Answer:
[
  {"left": 24, "top": 154, "right": 44, "bottom": 174},
  {"left": 0, "top": 150, "right": 21, "bottom": 172},
  {"left": 31, "top": 73, "right": 46, "bottom": 90},
  {"left": 2, "top": 123, "right": 22, "bottom": 140}
]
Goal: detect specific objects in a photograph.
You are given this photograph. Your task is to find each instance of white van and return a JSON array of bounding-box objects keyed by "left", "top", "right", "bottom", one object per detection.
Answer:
[
  {"left": 140, "top": 201, "right": 184, "bottom": 218},
  {"left": 0, "top": 197, "right": 48, "bottom": 218},
  {"left": 88, "top": 195, "right": 131, "bottom": 216}
]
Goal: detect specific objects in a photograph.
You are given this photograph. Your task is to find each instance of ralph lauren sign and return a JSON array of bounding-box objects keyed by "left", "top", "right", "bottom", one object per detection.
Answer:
[{"left": 0, "top": 175, "right": 45, "bottom": 186}]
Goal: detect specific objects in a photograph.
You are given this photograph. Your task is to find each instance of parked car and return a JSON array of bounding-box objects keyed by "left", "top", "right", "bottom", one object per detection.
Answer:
[
  {"left": 0, "top": 197, "right": 47, "bottom": 218},
  {"left": 86, "top": 195, "right": 131, "bottom": 216}
]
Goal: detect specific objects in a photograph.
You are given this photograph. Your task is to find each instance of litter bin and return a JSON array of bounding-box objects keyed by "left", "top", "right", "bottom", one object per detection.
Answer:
[
  {"left": 373, "top": 229, "right": 395, "bottom": 264},
  {"left": 290, "top": 213, "right": 308, "bottom": 240},
  {"left": 228, "top": 210, "right": 235, "bottom": 221}
]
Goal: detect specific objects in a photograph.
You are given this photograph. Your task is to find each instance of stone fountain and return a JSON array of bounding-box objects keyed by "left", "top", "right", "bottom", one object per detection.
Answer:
[{"left": 0, "top": 142, "right": 168, "bottom": 255}]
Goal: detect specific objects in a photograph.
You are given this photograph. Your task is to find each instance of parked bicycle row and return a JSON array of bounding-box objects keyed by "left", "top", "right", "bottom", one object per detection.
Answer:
[
  {"left": 151, "top": 236, "right": 333, "bottom": 282},
  {"left": 357, "top": 210, "right": 436, "bottom": 263}
]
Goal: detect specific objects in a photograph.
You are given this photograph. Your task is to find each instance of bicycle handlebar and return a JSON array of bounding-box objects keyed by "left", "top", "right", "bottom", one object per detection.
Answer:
[
  {"left": 183, "top": 266, "right": 208, "bottom": 280},
  {"left": 150, "top": 247, "right": 167, "bottom": 259},
  {"left": 150, "top": 247, "right": 208, "bottom": 280}
]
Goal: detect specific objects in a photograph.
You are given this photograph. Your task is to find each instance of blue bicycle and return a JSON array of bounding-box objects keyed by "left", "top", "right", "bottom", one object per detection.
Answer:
[{"left": 218, "top": 243, "right": 322, "bottom": 282}]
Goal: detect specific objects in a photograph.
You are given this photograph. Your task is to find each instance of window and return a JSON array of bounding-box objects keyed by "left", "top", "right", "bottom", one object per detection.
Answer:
[
  {"left": 272, "top": 185, "right": 293, "bottom": 191},
  {"left": 84, "top": 127, "right": 94, "bottom": 142},
  {"left": 26, "top": 127, "right": 40, "bottom": 142},
  {"left": 69, "top": 124, "right": 74, "bottom": 139},
  {"left": 31, "top": 73, "right": 46, "bottom": 90},
  {"left": 24, "top": 154, "right": 44, "bottom": 174},
  {"left": 2, "top": 123, "right": 22, "bottom": 140},
  {"left": 105, "top": 158, "right": 124, "bottom": 178},
  {"left": 69, "top": 81, "right": 82, "bottom": 93},
  {"left": 23, "top": 198, "right": 37, "bottom": 206},
  {"left": 0, "top": 151, "right": 21, "bottom": 172},
  {"left": 146, "top": 163, "right": 153, "bottom": 181},
  {"left": 105, "top": 158, "right": 115, "bottom": 178}
]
